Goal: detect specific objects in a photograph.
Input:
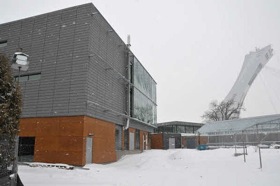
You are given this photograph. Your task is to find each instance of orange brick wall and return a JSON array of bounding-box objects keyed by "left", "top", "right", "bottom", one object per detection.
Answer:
[
  {"left": 151, "top": 133, "right": 163, "bottom": 149},
  {"left": 19, "top": 116, "right": 117, "bottom": 166},
  {"left": 140, "top": 131, "right": 149, "bottom": 151},
  {"left": 19, "top": 116, "right": 85, "bottom": 166},
  {"left": 19, "top": 116, "right": 152, "bottom": 165},
  {"left": 140, "top": 131, "right": 144, "bottom": 151},
  {"left": 84, "top": 117, "right": 117, "bottom": 163},
  {"left": 198, "top": 136, "right": 209, "bottom": 145}
]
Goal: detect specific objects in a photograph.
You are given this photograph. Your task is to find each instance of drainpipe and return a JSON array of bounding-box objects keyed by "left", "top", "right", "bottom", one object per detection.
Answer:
[{"left": 125, "top": 35, "right": 131, "bottom": 130}]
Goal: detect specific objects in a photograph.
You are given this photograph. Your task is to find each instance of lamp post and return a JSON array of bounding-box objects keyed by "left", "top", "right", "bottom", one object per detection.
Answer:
[
  {"left": 12, "top": 50, "right": 29, "bottom": 82},
  {"left": 10, "top": 48, "right": 29, "bottom": 186}
]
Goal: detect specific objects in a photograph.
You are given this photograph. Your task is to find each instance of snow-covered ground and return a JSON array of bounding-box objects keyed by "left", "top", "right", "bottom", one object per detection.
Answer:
[{"left": 19, "top": 147, "right": 280, "bottom": 186}]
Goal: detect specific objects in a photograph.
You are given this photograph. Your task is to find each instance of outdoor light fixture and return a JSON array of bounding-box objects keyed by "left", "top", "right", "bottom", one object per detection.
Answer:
[{"left": 11, "top": 51, "right": 29, "bottom": 71}]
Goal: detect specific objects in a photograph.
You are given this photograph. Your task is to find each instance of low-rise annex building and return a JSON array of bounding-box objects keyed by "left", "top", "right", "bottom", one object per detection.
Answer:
[
  {"left": 151, "top": 121, "right": 204, "bottom": 149},
  {"left": 0, "top": 3, "right": 157, "bottom": 166}
]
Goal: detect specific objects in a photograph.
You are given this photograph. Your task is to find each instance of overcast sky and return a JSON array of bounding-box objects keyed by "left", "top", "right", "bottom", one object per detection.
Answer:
[{"left": 1, "top": 0, "right": 280, "bottom": 123}]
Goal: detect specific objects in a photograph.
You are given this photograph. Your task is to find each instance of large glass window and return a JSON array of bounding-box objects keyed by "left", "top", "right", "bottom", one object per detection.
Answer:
[
  {"left": 133, "top": 58, "right": 156, "bottom": 102},
  {"left": 177, "top": 126, "right": 185, "bottom": 133},
  {"left": 133, "top": 89, "right": 156, "bottom": 124},
  {"left": 185, "top": 126, "right": 194, "bottom": 133},
  {"left": 132, "top": 58, "right": 157, "bottom": 124}
]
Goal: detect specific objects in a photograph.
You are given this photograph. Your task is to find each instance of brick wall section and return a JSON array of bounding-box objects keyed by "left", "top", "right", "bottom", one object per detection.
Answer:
[
  {"left": 140, "top": 131, "right": 149, "bottom": 150},
  {"left": 19, "top": 115, "right": 117, "bottom": 166},
  {"left": 84, "top": 116, "right": 116, "bottom": 163},
  {"left": 198, "top": 136, "right": 209, "bottom": 145},
  {"left": 140, "top": 131, "right": 144, "bottom": 151},
  {"left": 19, "top": 116, "right": 85, "bottom": 166},
  {"left": 151, "top": 133, "right": 163, "bottom": 149}
]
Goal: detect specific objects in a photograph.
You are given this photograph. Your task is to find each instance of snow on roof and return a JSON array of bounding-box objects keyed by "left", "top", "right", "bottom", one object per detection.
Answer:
[
  {"left": 155, "top": 121, "right": 204, "bottom": 127},
  {"left": 181, "top": 133, "right": 196, "bottom": 137},
  {"left": 197, "top": 114, "right": 280, "bottom": 135}
]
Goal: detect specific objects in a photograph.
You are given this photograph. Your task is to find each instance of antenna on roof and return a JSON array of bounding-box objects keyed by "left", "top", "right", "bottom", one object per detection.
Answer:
[{"left": 127, "top": 35, "right": 131, "bottom": 49}]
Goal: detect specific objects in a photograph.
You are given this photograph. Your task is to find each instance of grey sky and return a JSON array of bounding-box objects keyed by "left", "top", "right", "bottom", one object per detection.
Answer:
[{"left": 1, "top": 0, "right": 280, "bottom": 123}]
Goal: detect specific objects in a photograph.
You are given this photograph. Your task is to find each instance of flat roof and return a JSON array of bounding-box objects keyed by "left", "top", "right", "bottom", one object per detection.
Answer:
[{"left": 155, "top": 121, "right": 204, "bottom": 127}]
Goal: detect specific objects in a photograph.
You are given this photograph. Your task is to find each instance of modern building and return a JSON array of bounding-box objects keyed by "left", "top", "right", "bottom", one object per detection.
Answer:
[
  {"left": 155, "top": 121, "right": 203, "bottom": 133},
  {"left": 151, "top": 121, "right": 204, "bottom": 149},
  {"left": 0, "top": 3, "right": 157, "bottom": 166}
]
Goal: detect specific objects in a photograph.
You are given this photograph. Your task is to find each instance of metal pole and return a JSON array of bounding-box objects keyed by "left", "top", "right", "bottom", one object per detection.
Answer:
[
  {"left": 125, "top": 46, "right": 131, "bottom": 130},
  {"left": 18, "top": 66, "right": 21, "bottom": 83},
  {"left": 234, "top": 134, "right": 237, "bottom": 155},
  {"left": 259, "top": 146, "right": 263, "bottom": 169},
  {"left": 243, "top": 141, "right": 246, "bottom": 162},
  {"left": 12, "top": 66, "right": 22, "bottom": 185},
  {"left": 242, "top": 131, "right": 246, "bottom": 162}
]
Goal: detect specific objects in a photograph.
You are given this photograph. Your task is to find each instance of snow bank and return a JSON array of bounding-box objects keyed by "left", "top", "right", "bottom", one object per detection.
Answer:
[{"left": 19, "top": 147, "right": 280, "bottom": 186}]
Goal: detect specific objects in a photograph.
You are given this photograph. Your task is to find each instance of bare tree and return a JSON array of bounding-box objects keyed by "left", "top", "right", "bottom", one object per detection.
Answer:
[
  {"left": 0, "top": 53, "right": 22, "bottom": 185},
  {"left": 202, "top": 98, "right": 245, "bottom": 122}
]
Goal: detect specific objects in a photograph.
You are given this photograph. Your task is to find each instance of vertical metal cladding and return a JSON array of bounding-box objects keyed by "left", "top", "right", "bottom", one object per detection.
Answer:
[
  {"left": 0, "top": 4, "right": 92, "bottom": 118},
  {"left": 0, "top": 3, "right": 157, "bottom": 129},
  {"left": 86, "top": 4, "right": 157, "bottom": 127}
]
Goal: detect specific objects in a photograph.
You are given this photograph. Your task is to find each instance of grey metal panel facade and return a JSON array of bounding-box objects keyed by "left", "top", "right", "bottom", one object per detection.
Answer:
[
  {"left": 0, "top": 3, "right": 157, "bottom": 130},
  {"left": 0, "top": 4, "right": 90, "bottom": 118},
  {"left": 86, "top": 4, "right": 128, "bottom": 125}
]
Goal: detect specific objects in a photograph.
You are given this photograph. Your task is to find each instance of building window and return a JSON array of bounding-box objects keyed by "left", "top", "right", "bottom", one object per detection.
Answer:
[
  {"left": 0, "top": 40, "right": 7, "bottom": 48},
  {"left": 124, "top": 129, "right": 129, "bottom": 150},
  {"left": 18, "top": 137, "right": 35, "bottom": 162},
  {"left": 135, "top": 129, "right": 140, "bottom": 150},
  {"left": 132, "top": 58, "right": 157, "bottom": 124},
  {"left": 14, "top": 73, "right": 41, "bottom": 82},
  {"left": 115, "top": 126, "right": 122, "bottom": 150}
]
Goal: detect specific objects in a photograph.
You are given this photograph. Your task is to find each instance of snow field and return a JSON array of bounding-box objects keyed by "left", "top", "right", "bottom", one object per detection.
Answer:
[{"left": 19, "top": 147, "right": 280, "bottom": 186}]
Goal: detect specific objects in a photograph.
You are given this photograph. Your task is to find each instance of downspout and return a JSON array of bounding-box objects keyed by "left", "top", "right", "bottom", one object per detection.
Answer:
[{"left": 125, "top": 35, "right": 131, "bottom": 130}]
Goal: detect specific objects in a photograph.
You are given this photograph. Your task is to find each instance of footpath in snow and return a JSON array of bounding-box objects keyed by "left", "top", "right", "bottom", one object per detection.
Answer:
[{"left": 19, "top": 147, "right": 280, "bottom": 186}]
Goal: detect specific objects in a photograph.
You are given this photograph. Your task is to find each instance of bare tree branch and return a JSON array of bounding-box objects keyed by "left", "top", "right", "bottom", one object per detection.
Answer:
[{"left": 202, "top": 98, "right": 245, "bottom": 122}]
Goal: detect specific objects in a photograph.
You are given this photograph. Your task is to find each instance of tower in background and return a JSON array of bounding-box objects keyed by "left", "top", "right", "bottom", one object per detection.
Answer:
[{"left": 224, "top": 45, "right": 273, "bottom": 117}]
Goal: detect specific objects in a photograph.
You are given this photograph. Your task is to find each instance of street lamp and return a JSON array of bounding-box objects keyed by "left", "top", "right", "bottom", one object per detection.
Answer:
[
  {"left": 10, "top": 48, "right": 29, "bottom": 186},
  {"left": 11, "top": 50, "right": 29, "bottom": 82}
]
